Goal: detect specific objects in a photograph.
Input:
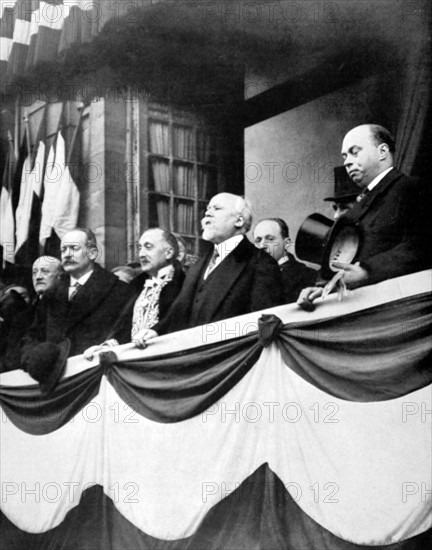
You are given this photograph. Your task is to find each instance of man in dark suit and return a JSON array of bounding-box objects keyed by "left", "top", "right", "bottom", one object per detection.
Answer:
[
  {"left": 253, "top": 218, "right": 317, "bottom": 303},
  {"left": 133, "top": 193, "right": 283, "bottom": 347},
  {"left": 1, "top": 256, "right": 63, "bottom": 371},
  {"left": 298, "top": 124, "right": 431, "bottom": 304},
  {"left": 83, "top": 227, "right": 185, "bottom": 359},
  {"left": 22, "top": 228, "right": 133, "bottom": 358}
]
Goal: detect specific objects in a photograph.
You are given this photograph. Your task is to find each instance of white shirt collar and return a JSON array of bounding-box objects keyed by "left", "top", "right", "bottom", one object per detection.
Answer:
[
  {"left": 367, "top": 167, "right": 394, "bottom": 192},
  {"left": 70, "top": 270, "right": 93, "bottom": 287},
  {"left": 149, "top": 264, "right": 175, "bottom": 283},
  {"left": 278, "top": 255, "right": 289, "bottom": 266},
  {"left": 214, "top": 234, "right": 244, "bottom": 262}
]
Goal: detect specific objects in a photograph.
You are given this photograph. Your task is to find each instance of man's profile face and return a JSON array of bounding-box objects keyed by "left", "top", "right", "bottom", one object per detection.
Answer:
[
  {"left": 61, "top": 230, "right": 96, "bottom": 278},
  {"left": 253, "top": 220, "right": 286, "bottom": 262},
  {"left": 201, "top": 193, "right": 243, "bottom": 244},
  {"left": 32, "top": 257, "right": 61, "bottom": 296},
  {"left": 138, "top": 229, "right": 173, "bottom": 278},
  {"left": 341, "top": 127, "right": 383, "bottom": 188},
  {"left": 332, "top": 201, "right": 355, "bottom": 220}
]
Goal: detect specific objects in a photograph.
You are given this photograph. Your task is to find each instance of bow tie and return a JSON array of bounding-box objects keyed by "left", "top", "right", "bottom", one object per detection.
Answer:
[
  {"left": 143, "top": 275, "right": 167, "bottom": 289},
  {"left": 144, "top": 279, "right": 158, "bottom": 289}
]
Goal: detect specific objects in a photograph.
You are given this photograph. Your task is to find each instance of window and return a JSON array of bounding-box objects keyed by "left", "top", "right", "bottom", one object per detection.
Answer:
[{"left": 145, "top": 103, "right": 220, "bottom": 255}]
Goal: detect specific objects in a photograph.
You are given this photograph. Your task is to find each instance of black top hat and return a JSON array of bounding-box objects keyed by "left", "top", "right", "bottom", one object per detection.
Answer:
[
  {"left": 0, "top": 290, "right": 28, "bottom": 323},
  {"left": 23, "top": 338, "right": 70, "bottom": 396},
  {"left": 295, "top": 213, "right": 362, "bottom": 279},
  {"left": 324, "top": 166, "right": 360, "bottom": 203}
]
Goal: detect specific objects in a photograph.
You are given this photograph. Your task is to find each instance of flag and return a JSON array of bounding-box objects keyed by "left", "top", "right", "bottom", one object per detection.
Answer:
[
  {"left": 13, "top": 128, "right": 32, "bottom": 251},
  {"left": 14, "top": 141, "right": 45, "bottom": 265},
  {"left": 1, "top": 0, "right": 116, "bottom": 82},
  {"left": 52, "top": 132, "right": 80, "bottom": 239},
  {"left": 39, "top": 131, "right": 80, "bottom": 247},
  {"left": 14, "top": 155, "right": 32, "bottom": 251},
  {"left": 0, "top": 137, "right": 17, "bottom": 267},
  {"left": 39, "top": 140, "right": 58, "bottom": 247},
  {"left": 6, "top": 0, "right": 33, "bottom": 77}
]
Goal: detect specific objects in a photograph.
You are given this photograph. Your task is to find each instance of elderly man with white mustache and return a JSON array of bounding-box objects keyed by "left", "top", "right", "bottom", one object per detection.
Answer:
[{"left": 132, "top": 193, "right": 283, "bottom": 348}]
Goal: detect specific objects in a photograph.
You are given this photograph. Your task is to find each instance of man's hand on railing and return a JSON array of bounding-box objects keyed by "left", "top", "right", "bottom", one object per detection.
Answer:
[
  {"left": 132, "top": 329, "right": 158, "bottom": 349},
  {"left": 297, "top": 287, "right": 324, "bottom": 311},
  {"left": 84, "top": 345, "right": 105, "bottom": 361},
  {"left": 84, "top": 339, "right": 119, "bottom": 361}
]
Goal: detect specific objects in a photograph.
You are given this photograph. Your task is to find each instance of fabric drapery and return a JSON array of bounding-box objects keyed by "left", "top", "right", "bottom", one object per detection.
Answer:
[
  {"left": 0, "top": 273, "right": 431, "bottom": 549},
  {"left": 395, "top": 21, "right": 431, "bottom": 175}
]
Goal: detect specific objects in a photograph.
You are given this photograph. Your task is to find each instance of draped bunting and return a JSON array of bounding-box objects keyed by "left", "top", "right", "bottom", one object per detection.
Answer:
[
  {"left": 0, "top": 0, "right": 159, "bottom": 82},
  {"left": 0, "top": 270, "right": 431, "bottom": 549}
]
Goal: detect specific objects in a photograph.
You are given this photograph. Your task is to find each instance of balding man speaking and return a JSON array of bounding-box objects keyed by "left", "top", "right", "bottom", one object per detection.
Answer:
[
  {"left": 133, "top": 193, "right": 283, "bottom": 346},
  {"left": 298, "top": 124, "right": 432, "bottom": 306}
]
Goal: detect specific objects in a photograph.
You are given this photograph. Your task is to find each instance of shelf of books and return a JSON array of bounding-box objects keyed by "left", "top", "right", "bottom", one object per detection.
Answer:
[{"left": 145, "top": 105, "right": 221, "bottom": 255}]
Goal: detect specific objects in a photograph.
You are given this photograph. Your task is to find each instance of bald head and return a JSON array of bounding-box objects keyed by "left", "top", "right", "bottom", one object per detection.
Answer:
[
  {"left": 341, "top": 124, "right": 395, "bottom": 188},
  {"left": 32, "top": 256, "right": 62, "bottom": 296},
  {"left": 201, "top": 193, "right": 253, "bottom": 244}
]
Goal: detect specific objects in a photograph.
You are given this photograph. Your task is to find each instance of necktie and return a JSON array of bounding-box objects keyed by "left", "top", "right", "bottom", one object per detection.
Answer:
[
  {"left": 144, "top": 278, "right": 159, "bottom": 290},
  {"left": 356, "top": 187, "right": 370, "bottom": 202},
  {"left": 204, "top": 248, "right": 219, "bottom": 280},
  {"left": 69, "top": 282, "right": 81, "bottom": 301}
]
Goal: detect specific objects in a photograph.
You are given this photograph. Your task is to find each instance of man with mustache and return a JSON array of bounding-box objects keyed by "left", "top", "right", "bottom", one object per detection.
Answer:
[
  {"left": 298, "top": 124, "right": 432, "bottom": 306},
  {"left": 83, "top": 227, "right": 185, "bottom": 360},
  {"left": 132, "top": 193, "right": 283, "bottom": 348},
  {"left": 23, "top": 228, "right": 133, "bottom": 358}
]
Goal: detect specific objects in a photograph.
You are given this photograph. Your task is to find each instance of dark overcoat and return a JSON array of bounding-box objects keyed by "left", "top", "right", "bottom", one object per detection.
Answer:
[
  {"left": 345, "top": 168, "right": 432, "bottom": 285},
  {"left": 27, "top": 263, "right": 134, "bottom": 357},
  {"left": 109, "top": 261, "right": 185, "bottom": 344},
  {"left": 154, "top": 237, "right": 283, "bottom": 334}
]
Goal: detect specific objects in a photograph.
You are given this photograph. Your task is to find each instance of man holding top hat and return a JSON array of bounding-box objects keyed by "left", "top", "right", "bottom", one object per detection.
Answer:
[{"left": 298, "top": 124, "right": 431, "bottom": 306}]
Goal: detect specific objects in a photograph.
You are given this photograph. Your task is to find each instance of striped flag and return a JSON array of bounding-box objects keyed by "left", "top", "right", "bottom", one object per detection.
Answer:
[
  {"left": 0, "top": 1, "right": 15, "bottom": 79},
  {"left": 6, "top": 0, "right": 33, "bottom": 77},
  {"left": 52, "top": 132, "right": 80, "bottom": 239},
  {"left": 14, "top": 140, "right": 45, "bottom": 264},
  {"left": 0, "top": 137, "right": 17, "bottom": 267},
  {"left": 0, "top": 0, "right": 121, "bottom": 81},
  {"left": 39, "top": 137, "right": 57, "bottom": 247},
  {"left": 39, "top": 131, "right": 79, "bottom": 247}
]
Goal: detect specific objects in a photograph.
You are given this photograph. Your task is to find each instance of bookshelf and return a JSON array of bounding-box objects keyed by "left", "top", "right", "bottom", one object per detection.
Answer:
[{"left": 144, "top": 103, "right": 220, "bottom": 255}]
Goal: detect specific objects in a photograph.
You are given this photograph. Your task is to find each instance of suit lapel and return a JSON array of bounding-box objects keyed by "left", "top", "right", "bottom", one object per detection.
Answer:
[
  {"left": 197, "top": 237, "right": 251, "bottom": 320},
  {"left": 354, "top": 168, "right": 402, "bottom": 221},
  {"left": 66, "top": 266, "right": 113, "bottom": 328},
  {"left": 51, "top": 279, "right": 71, "bottom": 322},
  {"left": 178, "top": 255, "right": 209, "bottom": 306}
]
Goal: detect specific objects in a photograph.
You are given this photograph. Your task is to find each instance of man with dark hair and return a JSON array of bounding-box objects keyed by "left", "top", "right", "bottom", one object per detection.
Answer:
[
  {"left": 22, "top": 228, "right": 133, "bottom": 358},
  {"left": 133, "top": 193, "right": 283, "bottom": 347},
  {"left": 298, "top": 124, "right": 431, "bottom": 305},
  {"left": 253, "top": 218, "right": 316, "bottom": 303}
]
